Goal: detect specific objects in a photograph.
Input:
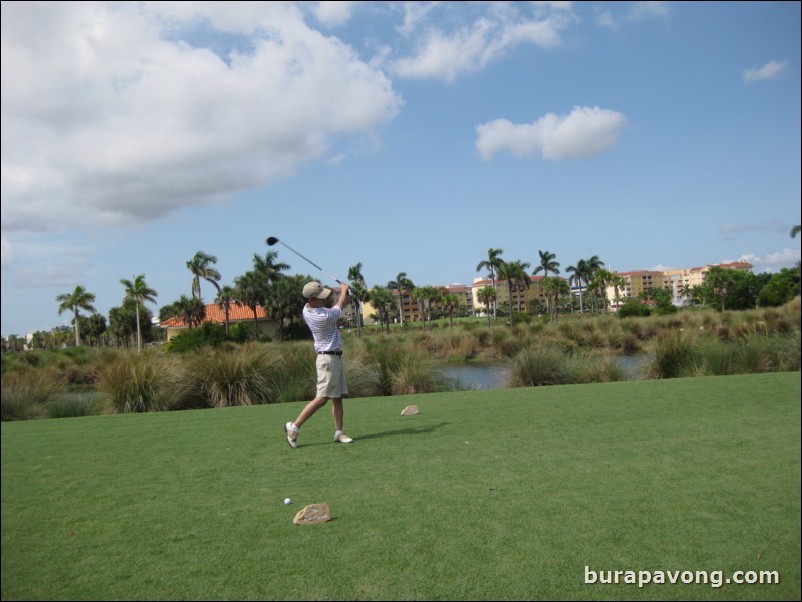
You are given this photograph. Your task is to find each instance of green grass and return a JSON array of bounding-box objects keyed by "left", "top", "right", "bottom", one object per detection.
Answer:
[{"left": 2, "top": 373, "right": 800, "bottom": 601}]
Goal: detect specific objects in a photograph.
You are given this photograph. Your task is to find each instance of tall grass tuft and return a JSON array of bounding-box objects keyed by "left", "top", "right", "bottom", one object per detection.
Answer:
[
  {"left": 776, "top": 332, "right": 801, "bottom": 371},
  {"left": 647, "top": 330, "right": 696, "bottom": 379},
  {"left": 1, "top": 367, "right": 66, "bottom": 420},
  {"left": 733, "top": 334, "right": 775, "bottom": 373},
  {"left": 97, "top": 348, "right": 181, "bottom": 412},
  {"left": 46, "top": 393, "right": 101, "bottom": 418},
  {"left": 263, "top": 342, "right": 319, "bottom": 403},
  {"left": 179, "top": 343, "right": 273, "bottom": 407},
  {"left": 369, "top": 339, "right": 444, "bottom": 395},
  {"left": 441, "top": 331, "right": 478, "bottom": 362},
  {"left": 388, "top": 350, "right": 445, "bottom": 395},
  {"left": 505, "top": 344, "right": 572, "bottom": 387},
  {"left": 570, "top": 351, "right": 626, "bottom": 383},
  {"left": 696, "top": 339, "right": 734, "bottom": 376}
]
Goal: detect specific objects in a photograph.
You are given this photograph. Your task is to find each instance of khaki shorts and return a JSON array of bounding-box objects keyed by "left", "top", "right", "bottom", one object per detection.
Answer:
[{"left": 316, "top": 354, "right": 349, "bottom": 398}]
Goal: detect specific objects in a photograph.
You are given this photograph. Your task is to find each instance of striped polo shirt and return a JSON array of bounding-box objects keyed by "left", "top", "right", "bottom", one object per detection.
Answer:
[{"left": 302, "top": 304, "right": 343, "bottom": 352}]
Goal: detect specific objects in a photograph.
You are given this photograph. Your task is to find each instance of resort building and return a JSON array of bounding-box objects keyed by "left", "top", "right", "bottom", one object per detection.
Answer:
[{"left": 160, "top": 303, "right": 281, "bottom": 341}]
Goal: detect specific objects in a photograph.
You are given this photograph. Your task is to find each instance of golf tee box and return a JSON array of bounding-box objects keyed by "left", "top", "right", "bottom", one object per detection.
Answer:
[{"left": 293, "top": 503, "right": 331, "bottom": 525}]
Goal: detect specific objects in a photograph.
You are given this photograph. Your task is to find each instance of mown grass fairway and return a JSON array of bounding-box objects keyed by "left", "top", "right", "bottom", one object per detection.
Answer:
[{"left": 2, "top": 372, "right": 800, "bottom": 601}]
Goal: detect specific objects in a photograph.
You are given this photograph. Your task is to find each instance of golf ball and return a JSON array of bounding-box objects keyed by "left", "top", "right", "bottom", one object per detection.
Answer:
[{"left": 283, "top": 498, "right": 292, "bottom": 505}]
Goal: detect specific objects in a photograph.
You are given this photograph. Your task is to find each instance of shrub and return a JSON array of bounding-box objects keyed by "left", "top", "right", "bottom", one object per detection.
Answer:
[
  {"left": 177, "top": 343, "right": 273, "bottom": 407},
  {"left": 505, "top": 345, "right": 572, "bottom": 387},
  {"left": 647, "top": 330, "right": 697, "bottom": 379},
  {"left": 97, "top": 349, "right": 181, "bottom": 412},
  {"left": 618, "top": 298, "right": 652, "bottom": 318},
  {"left": 46, "top": 393, "right": 101, "bottom": 418},
  {"left": 1, "top": 367, "right": 66, "bottom": 421}
]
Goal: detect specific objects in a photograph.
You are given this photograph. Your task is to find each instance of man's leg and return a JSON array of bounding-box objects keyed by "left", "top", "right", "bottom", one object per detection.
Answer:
[
  {"left": 295, "top": 396, "right": 329, "bottom": 428},
  {"left": 331, "top": 397, "right": 343, "bottom": 432},
  {"left": 332, "top": 398, "right": 352, "bottom": 443}
]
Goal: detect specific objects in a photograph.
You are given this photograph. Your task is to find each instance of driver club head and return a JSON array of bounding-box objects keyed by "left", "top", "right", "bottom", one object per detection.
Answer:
[{"left": 266, "top": 236, "right": 279, "bottom": 246}]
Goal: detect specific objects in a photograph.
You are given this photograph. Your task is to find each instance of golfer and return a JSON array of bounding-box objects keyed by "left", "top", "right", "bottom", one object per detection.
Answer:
[{"left": 284, "top": 281, "right": 353, "bottom": 448}]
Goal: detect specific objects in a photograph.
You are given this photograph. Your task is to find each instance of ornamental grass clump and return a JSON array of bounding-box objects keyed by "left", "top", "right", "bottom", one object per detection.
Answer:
[
  {"left": 179, "top": 342, "right": 273, "bottom": 407},
  {"left": 505, "top": 344, "right": 572, "bottom": 387},
  {"left": 647, "top": 330, "right": 697, "bottom": 379},
  {"left": 1, "top": 367, "right": 66, "bottom": 421},
  {"left": 97, "top": 348, "right": 180, "bottom": 412}
]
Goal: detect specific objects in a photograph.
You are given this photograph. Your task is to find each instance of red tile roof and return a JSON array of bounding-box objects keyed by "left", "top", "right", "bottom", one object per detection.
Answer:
[{"left": 160, "top": 303, "right": 269, "bottom": 328}]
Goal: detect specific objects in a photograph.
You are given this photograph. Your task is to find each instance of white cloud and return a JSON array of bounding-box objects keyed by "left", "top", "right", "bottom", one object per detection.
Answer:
[
  {"left": 627, "top": 1, "right": 671, "bottom": 21},
  {"left": 310, "top": 1, "right": 359, "bottom": 28},
  {"left": 736, "top": 249, "right": 801, "bottom": 272},
  {"left": 743, "top": 59, "right": 789, "bottom": 83},
  {"left": 475, "top": 106, "right": 627, "bottom": 161},
  {"left": 0, "top": 2, "right": 402, "bottom": 235},
  {"left": 390, "top": 2, "right": 573, "bottom": 82}
]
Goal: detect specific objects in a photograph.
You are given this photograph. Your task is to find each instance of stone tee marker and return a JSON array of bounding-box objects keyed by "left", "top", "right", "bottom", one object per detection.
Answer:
[
  {"left": 400, "top": 405, "right": 420, "bottom": 416},
  {"left": 293, "top": 503, "right": 331, "bottom": 525}
]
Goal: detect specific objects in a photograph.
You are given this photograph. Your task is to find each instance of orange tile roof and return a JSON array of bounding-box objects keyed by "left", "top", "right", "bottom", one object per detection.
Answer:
[
  {"left": 160, "top": 303, "right": 269, "bottom": 328},
  {"left": 717, "top": 261, "right": 753, "bottom": 269}
]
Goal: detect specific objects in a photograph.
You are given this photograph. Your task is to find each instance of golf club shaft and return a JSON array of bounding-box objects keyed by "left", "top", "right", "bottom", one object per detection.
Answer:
[{"left": 276, "top": 241, "right": 342, "bottom": 285}]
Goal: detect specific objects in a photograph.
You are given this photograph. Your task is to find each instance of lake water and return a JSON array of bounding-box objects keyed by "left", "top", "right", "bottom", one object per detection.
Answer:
[
  {"left": 438, "top": 363, "right": 507, "bottom": 390},
  {"left": 439, "top": 355, "right": 649, "bottom": 390}
]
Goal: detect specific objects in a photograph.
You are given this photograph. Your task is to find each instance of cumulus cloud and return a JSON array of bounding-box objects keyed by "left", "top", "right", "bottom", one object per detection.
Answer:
[
  {"left": 475, "top": 106, "right": 627, "bottom": 161},
  {"left": 310, "top": 1, "right": 359, "bottom": 28},
  {"left": 390, "top": 2, "right": 574, "bottom": 82},
  {"left": 736, "top": 249, "right": 801, "bottom": 272},
  {"left": 743, "top": 59, "right": 789, "bottom": 83},
  {"left": 595, "top": 1, "right": 670, "bottom": 30},
  {"left": 0, "top": 2, "right": 402, "bottom": 235}
]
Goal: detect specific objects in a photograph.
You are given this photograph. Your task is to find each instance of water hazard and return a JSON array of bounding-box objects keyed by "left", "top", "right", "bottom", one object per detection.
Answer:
[{"left": 439, "top": 355, "right": 649, "bottom": 390}]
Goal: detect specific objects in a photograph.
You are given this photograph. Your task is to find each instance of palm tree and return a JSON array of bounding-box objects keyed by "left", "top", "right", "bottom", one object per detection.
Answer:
[
  {"left": 415, "top": 286, "right": 442, "bottom": 331},
  {"left": 56, "top": 285, "right": 97, "bottom": 347},
  {"left": 369, "top": 287, "right": 394, "bottom": 334},
  {"left": 540, "top": 277, "right": 571, "bottom": 322},
  {"left": 387, "top": 272, "right": 414, "bottom": 327},
  {"left": 186, "top": 251, "right": 222, "bottom": 300},
  {"left": 791, "top": 225, "right": 801, "bottom": 238},
  {"left": 265, "top": 275, "right": 305, "bottom": 340},
  {"left": 566, "top": 259, "right": 588, "bottom": 313},
  {"left": 215, "top": 285, "right": 239, "bottom": 336},
  {"left": 174, "top": 295, "right": 206, "bottom": 329},
  {"left": 440, "top": 291, "right": 460, "bottom": 331},
  {"left": 476, "top": 248, "right": 504, "bottom": 319},
  {"left": 532, "top": 250, "right": 560, "bottom": 319},
  {"left": 348, "top": 262, "right": 369, "bottom": 336},
  {"left": 589, "top": 268, "right": 616, "bottom": 314},
  {"left": 704, "top": 266, "right": 737, "bottom": 311},
  {"left": 120, "top": 274, "right": 158, "bottom": 351},
  {"left": 582, "top": 255, "right": 605, "bottom": 313},
  {"left": 497, "top": 260, "right": 529, "bottom": 326},
  {"left": 507, "top": 259, "right": 532, "bottom": 313},
  {"left": 533, "top": 250, "right": 560, "bottom": 278},
  {"left": 234, "top": 271, "right": 267, "bottom": 340},
  {"left": 477, "top": 285, "right": 497, "bottom": 324},
  {"left": 253, "top": 249, "right": 290, "bottom": 282}
]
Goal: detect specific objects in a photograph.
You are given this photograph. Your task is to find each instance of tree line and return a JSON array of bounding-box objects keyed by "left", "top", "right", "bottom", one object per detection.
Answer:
[{"left": 3, "top": 225, "right": 801, "bottom": 352}]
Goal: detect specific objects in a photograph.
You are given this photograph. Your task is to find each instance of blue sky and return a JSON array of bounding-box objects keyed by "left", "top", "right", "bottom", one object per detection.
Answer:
[{"left": 2, "top": 1, "right": 800, "bottom": 337}]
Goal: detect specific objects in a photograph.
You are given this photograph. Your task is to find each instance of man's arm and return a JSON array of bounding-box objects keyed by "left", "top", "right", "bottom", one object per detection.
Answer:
[{"left": 336, "top": 282, "right": 350, "bottom": 310}]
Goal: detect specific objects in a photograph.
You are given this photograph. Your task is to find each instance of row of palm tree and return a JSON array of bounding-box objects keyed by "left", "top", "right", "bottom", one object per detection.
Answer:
[
  {"left": 473, "top": 248, "right": 614, "bottom": 323},
  {"left": 52, "top": 245, "right": 612, "bottom": 348},
  {"left": 50, "top": 224, "right": 801, "bottom": 349}
]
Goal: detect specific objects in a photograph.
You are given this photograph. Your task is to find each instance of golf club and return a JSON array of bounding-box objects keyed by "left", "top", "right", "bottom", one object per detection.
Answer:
[{"left": 266, "top": 236, "right": 342, "bottom": 285}]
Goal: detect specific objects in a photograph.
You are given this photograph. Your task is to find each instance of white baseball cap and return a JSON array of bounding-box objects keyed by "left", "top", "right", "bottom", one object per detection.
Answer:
[{"left": 302, "top": 281, "right": 331, "bottom": 300}]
